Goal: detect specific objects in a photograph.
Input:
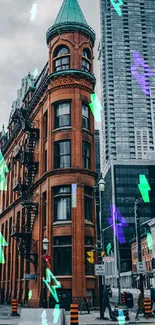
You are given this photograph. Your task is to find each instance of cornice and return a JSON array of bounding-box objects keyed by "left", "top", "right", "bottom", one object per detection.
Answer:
[{"left": 46, "top": 22, "right": 95, "bottom": 46}]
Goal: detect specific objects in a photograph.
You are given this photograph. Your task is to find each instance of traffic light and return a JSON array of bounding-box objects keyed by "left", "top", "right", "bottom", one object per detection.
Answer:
[
  {"left": 101, "top": 251, "right": 105, "bottom": 257},
  {"left": 87, "top": 251, "right": 94, "bottom": 264}
]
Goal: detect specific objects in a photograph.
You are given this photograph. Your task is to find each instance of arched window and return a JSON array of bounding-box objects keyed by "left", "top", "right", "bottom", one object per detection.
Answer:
[
  {"left": 53, "top": 45, "right": 70, "bottom": 72},
  {"left": 82, "top": 48, "right": 91, "bottom": 72}
]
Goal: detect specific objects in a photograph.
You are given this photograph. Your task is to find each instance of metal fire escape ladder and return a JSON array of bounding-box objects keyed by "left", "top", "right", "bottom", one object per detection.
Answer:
[{"left": 11, "top": 107, "right": 39, "bottom": 269}]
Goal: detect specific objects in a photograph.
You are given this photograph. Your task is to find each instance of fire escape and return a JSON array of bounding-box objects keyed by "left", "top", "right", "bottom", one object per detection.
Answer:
[{"left": 11, "top": 107, "right": 39, "bottom": 271}]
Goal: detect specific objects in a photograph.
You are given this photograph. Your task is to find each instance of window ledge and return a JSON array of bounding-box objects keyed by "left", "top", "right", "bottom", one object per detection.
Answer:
[
  {"left": 85, "top": 220, "right": 94, "bottom": 227},
  {"left": 53, "top": 220, "right": 72, "bottom": 226},
  {"left": 82, "top": 128, "right": 92, "bottom": 136},
  {"left": 54, "top": 275, "right": 72, "bottom": 278},
  {"left": 85, "top": 275, "right": 96, "bottom": 279},
  {"left": 52, "top": 126, "right": 72, "bottom": 133}
]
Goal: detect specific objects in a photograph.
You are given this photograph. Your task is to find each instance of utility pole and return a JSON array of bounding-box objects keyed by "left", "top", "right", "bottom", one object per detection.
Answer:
[
  {"left": 135, "top": 198, "right": 144, "bottom": 292},
  {"left": 95, "top": 186, "right": 103, "bottom": 319}
]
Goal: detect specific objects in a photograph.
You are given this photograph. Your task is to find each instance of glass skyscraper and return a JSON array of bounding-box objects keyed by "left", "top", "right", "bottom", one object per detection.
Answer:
[{"left": 99, "top": 0, "right": 155, "bottom": 168}]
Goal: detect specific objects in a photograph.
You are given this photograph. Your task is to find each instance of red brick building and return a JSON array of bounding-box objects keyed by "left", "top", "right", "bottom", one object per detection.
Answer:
[
  {"left": 131, "top": 235, "right": 152, "bottom": 288},
  {"left": 0, "top": 0, "right": 98, "bottom": 307}
]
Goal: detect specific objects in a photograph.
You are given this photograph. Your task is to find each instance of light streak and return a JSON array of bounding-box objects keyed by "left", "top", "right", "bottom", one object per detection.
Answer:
[
  {"left": 117, "top": 309, "right": 125, "bottom": 325},
  {"left": 107, "top": 205, "right": 128, "bottom": 244},
  {"left": 106, "top": 243, "right": 112, "bottom": 255},
  {"left": 30, "top": 3, "right": 37, "bottom": 21},
  {"left": 110, "top": 0, "right": 124, "bottom": 16},
  {"left": 89, "top": 93, "right": 102, "bottom": 122},
  {"left": 72, "top": 184, "right": 77, "bottom": 208},
  {"left": 146, "top": 232, "right": 153, "bottom": 250},
  {"left": 53, "top": 304, "right": 60, "bottom": 324},
  {"left": 41, "top": 310, "right": 48, "bottom": 325},
  {"left": 138, "top": 174, "right": 151, "bottom": 203},
  {"left": 0, "top": 150, "right": 9, "bottom": 191},
  {"left": 0, "top": 232, "right": 8, "bottom": 264},
  {"left": 28, "top": 290, "right": 32, "bottom": 300},
  {"left": 131, "top": 51, "right": 154, "bottom": 96},
  {"left": 33, "top": 68, "right": 38, "bottom": 79},
  {"left": 43, "top": 268, "right": 61, "bottom": 303}
]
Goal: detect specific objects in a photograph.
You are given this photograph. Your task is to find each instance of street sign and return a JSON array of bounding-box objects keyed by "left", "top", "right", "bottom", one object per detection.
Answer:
[
  {"left": 137, "top": 262, "right": 146, "bottom": 274},
  {"left": 95, "top": 264, "right": 105, "bottom": 276},
  {"left": 102, "top": 256, "right": 115, "bottom": 262},
  {"left": 24, "top": 273, "right": 37, "bottom": 280}
]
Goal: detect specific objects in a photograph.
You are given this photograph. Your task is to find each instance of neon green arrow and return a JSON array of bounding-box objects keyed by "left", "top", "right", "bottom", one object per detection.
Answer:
[
  {"left": 89, "top": 94, "right": 102, "bottom": 122},
  {"left": 138, "top": 174, "right": 151, "bottom": 203},
  {"left": 0, "top": 233, "right": 8, "bottom": 264}
]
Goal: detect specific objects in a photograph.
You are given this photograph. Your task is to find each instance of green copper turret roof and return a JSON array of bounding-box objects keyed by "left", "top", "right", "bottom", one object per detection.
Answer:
[
  {"left": 54, "top": 0, "right": 88, "bottom": 25},
  {"left": 46, "top": 0, "right": 95, "bottom": 46}
]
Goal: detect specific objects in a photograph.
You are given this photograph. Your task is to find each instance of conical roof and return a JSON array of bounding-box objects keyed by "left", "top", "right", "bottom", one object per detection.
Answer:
[
  {"left": 46, "top": 0, "right": 95, "bottom": 45},
  {"left": 54, "top": 0, "right": 88, "bottom": 25}
]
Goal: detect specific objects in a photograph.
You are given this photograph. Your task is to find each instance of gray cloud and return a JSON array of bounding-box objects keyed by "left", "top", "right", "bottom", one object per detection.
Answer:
[{"left": 0, "top": 0, "right": 100, "bottom": 130}]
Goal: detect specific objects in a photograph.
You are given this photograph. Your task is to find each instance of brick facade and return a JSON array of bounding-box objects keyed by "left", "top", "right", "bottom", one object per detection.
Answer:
[{"left": 0, "top": 11, "right": 98, "bottom": 307}]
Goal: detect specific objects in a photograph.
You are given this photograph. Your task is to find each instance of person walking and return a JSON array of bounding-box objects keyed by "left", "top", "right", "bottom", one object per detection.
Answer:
[
  {"left": 150, "top": 286, "right": 155, "bottom": 314},
  {"left": 102, "top": 285, "right": 113, "bottom": 320},
  {"left": 135, "top": 289, "right": 144, "bottom": 320}
]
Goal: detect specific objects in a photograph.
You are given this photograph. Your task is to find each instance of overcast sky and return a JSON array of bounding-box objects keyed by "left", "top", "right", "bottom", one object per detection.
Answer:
[{"left": 0, "top": 0, "right": 100, "bottom": 131}]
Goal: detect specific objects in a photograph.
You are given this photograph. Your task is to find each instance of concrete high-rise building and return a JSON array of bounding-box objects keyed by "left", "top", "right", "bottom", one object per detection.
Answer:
[
  {"left": 0, "top": 0, "right": 98, "bottom": 307},
  {"left": 99, "top": 0, "right": 155, "bottom": 170}
]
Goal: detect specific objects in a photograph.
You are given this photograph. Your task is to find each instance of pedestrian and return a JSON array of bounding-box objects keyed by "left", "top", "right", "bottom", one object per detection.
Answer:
[
  {"left": 150, "top": 285, "right": 155, "bottom": 313},
  {"left": 135, "top": 289, "right": 144, "bottom": 320},
  {"left": 102, "top": 285, "right": 113, "bottom": 320}
]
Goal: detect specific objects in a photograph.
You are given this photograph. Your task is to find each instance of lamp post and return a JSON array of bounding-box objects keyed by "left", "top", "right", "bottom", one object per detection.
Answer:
[
  {"left": 95, "top": 176, "right": 105, "bottom": 319},
  {"left": 42, "top": 236, "right": 49, "bottom": 308},
  {"left": 134, "top": 199, "right": 144, "bottom": 293}
]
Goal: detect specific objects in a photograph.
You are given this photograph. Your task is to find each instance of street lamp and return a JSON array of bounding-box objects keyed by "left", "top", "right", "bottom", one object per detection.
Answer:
[
  {"left": 95, "top": 175, "right": 105, "bottom": 319},
  {"left": 98, "top": 178, "right": 105, "bottom": 192},
  {"left": 134, "top": 199, "right": 144, "bottom": 293},
  {"left": 42, "top": 236, "right": 49, "bottom": 253},
  {"left": 42, "top": 236, "right": 49, "bottom": 308}
]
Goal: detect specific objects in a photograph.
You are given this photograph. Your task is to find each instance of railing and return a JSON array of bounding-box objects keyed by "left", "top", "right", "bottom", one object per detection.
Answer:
[
  {"left": 13, "top": 177, "right": 21, "bottom": 189},
  {"left": 13, "top": 144, "right": 21, "bottom": 158}
]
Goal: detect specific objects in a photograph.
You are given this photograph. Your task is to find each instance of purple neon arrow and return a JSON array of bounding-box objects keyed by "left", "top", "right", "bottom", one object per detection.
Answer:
[
  {"left": 107, "top": 205, "right": 128, "bottom": 244},
  {"left": 131, "top": 51, "right": 155, "bottom": 96}
]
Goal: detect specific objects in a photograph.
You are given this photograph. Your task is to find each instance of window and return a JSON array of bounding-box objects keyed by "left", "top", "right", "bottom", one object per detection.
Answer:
[
  {"left": 53, "top": 46, "right": 70, "bottom": 72},
  {"left": 53, "top": 236, "right": 72, "bottom": 275},
  {"left": 44, "top": 150, "right": 47, "bottom": 173},
  {"left": 54, "top": 186, "right": 71, "bottom": 221},
  {"left": 82, "top": 103, "right": 90, "bottom": 129},
  {"left": 54, "top": 102, "right": 71, "bottom": 128},
  {"left": 43, "top": 111, "right": 48, "bottom": 139},
  {"left": 82, "top": 48, "right": 91, "bottom": 72},
  {"left": 82, "top": 141, "right": 91, "bottom": 168},
  {"left": 42, "top": 191, "right": 47, "bottom": 228},
  {"left": 54, "top": 140, "right": 71, "bottom": 168},
  {"left": 84, "top": 187, "right": 93, "bottom": 222}
]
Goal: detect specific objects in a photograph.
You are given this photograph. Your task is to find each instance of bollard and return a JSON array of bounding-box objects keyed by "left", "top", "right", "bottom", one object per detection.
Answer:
[
  {"left": 70, "top": 304, "right": 78, "bottom": 325},
  {"left": 144, "top": 297, "right": 152, "bottom": 319},
  {"left": 12, "top": 299, "right": 19, "bottom": 316}
]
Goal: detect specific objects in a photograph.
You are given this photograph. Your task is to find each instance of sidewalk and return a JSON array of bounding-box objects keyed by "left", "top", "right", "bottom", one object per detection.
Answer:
[
  {"left": 0, "top": 304, "right": 154, "bottom": 325},
  {"left": 65, "top": 311, "right": 155, "bottom": 325}
]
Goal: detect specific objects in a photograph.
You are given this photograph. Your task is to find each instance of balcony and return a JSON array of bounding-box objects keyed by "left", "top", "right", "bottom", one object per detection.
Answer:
[
  {"left": 11, "top": 224, "right": 30, "bottom": 239},
  {"left": 12, "top": 177, "right": 28, "bottom": 193}
]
